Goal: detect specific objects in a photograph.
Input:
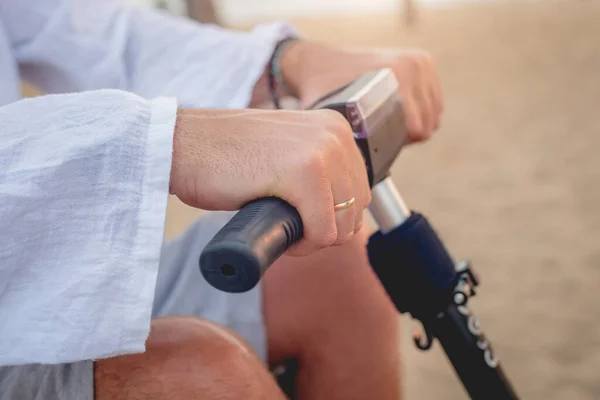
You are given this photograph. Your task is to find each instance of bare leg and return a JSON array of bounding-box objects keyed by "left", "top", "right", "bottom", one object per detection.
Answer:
[
  {"left": 264, "top": 227, "right": 402, "bottom": 400},
  {"left": 95, "top": 316, "right": 286, "bottom": 400}
]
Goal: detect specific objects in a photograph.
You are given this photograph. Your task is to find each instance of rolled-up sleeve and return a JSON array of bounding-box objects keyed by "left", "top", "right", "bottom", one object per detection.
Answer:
[
  {"left": 0, "top": 0, "right": 295, "bottom": 108},
  {"left": 0, "top": 90, "right": 176, "bottom": 366}
]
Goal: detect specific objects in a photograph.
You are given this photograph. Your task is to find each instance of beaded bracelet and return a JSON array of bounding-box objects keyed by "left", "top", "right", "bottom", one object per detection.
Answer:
[{"left": 267, "top": 37, "right": 299, "bottom": 109}]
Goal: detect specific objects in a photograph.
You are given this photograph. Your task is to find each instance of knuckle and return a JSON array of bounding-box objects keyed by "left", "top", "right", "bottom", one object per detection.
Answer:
[
  {"left": 354, "top": 220, "right": 364, "bottom": 234},
  {"left": 319, "top": 109, "right": 352, "bottom": 135},
  {"left": 303, "top": 149, "right": 327, "bottom": 175},
  {"left": 412, "top": 49, "right": 431, "bottom": 64},
  {"left": 324, "top": 128, "right": 344, "bottom": 147},
  {"left": 336, "top": 125, "right": 355, "bottom": 144},
  {"left": 406, "top": 124, "right": 423, "bottom": 138},
  {"left": 405, "top": 54, "right": 420, "bottom": 69},
  {"left": 417, "top": 50, "right": 433, "bottom": 64},
  {"left": 408, "top": 130, "right": 425, "bottom": 141},
  {"left": 404, "top": 112, "right": 423, "bottom": 136},
  {"left": 400, "top": 50, "right": 431, "bottom": 70},
  {"left": 317, "top": 108, "right": 345, "bottom": 124},
  {"left": 364, "top": 190, "right": 372, "bottom": 206},
  {"left": 335, "top": 233, "right": 353, "bottom": 246},
  {"left": 314, "top": 228, "right": 338, "bottom": 248},
  {"left": 318, "top": 130, "right": 345, "bottom": 160},
  {"left": 417, "top": 126, "right": 433, "bottom": 138}
]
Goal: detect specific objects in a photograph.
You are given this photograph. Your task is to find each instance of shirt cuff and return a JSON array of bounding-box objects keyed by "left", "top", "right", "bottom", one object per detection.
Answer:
[
  {"left": 117, "top": 96, "right": 177, "bottom": 355},
  {"left": 227, "top": 21, "right": 299, "bottom": 108}
]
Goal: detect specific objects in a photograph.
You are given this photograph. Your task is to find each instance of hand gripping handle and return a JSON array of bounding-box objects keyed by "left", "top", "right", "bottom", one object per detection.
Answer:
[
  {"left": 198, "top": 83, "right": 350, "bottom": 293},
  {"left": 199, "top": 197, "right": 303, "bottom": 293},
  {"left": 199, "top": 69, "right": 395, "bottom": 293}
]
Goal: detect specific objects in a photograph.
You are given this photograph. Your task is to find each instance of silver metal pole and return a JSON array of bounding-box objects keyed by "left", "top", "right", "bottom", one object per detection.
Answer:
[{"left": 369, "top": 177, "right": 411, "bottom": 233}]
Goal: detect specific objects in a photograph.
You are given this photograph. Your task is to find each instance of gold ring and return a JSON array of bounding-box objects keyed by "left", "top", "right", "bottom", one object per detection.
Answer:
[{"left": 334, "top": 197, "right": 356, "bottom": 212}]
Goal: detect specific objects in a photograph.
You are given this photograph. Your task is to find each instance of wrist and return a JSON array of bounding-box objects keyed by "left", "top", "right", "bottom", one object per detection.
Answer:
[
  {"left": 250, "top": 38, "right": 306, "bottom": 108},
  {"left": 171, "top": 107, "right": 204, "bottom": 195},
  {"left": 278, "top": 41, "right": 350, "bottom": 107},
  {"left": 277, "top": 39, "right": 308, "bottom": 99}
]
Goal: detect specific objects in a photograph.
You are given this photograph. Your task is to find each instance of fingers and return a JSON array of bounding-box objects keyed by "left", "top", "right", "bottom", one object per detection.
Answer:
[
  {"left": 326, "top": 120, "right": 365, "bottom": 246},
  {"left": 329, "top": 112, "right": 371, "bottom": 238},
  {"left": 287, "top": 170, "right": 357, "bottom": 257},
  {"left": 413, "top": 80, "right": 434, "bottom": 140},
  {"left": 286, "top": 158, "right": 337, "bottom": 257},
  {"left": 402, "top": 93, "right": 423, "bottom": 143},
  {"left": 413, "top": 55, "right": 437, "bottom": 141},
  {"left": 331, "top": 160, "right": 357, "bottom": 245},
  {"left": 425, "top": 56, "right": 444, "bottom": 131},
  {"left": 329, "top": 146, "right": 368, "bottom": 243},
  {"left": 346, "top": 133, "right": 371, "bottom": 233},
  {"left": 428, "top": 54, "right": 444, "bottom": 112},
  {"left": 286, "top": 111, "right": 368, "bottom": 256},
  {"left": 396, "top": 51, "right": 444, "bottom": 143}
]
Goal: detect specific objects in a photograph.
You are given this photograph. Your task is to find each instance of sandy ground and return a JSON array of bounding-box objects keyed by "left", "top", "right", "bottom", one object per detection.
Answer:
[{"left": 164, "top": 2, "right": 600, "bottom": 399}]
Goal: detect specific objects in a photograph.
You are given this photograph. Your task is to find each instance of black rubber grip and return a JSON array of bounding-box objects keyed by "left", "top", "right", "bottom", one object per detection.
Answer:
[{"left": 199, "top": 197, "right": 303, "bottom": 293}]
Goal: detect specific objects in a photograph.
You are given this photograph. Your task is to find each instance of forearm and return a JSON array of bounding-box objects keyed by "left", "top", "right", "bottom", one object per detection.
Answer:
[
  {"left": 120, "top": 11, "right": 295, "bottom": 108},
  {"left": 0, "top": 90, "right": 175, "bottom": 365},
  {"left": 2, "top": 0, "right": 294, "bottom": 109}
]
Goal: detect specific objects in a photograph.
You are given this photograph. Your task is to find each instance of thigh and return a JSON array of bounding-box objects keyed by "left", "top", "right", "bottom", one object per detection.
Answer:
[
  {"left": 0, "top": 361, "right": 93, "bottom": 400},
  {"left": 94, "top": 317, "right": 286, "bottom": 400},
  {"left": 263, "top": 226, "right": 399, "bottom": 361},
  {"left": 153, "top": 211, "right": 267, "bottom": 361}
]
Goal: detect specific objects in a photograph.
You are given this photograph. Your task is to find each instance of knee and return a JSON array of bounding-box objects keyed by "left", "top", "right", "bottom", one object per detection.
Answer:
[{"left": 95, "top": 316, "right": 280, "bottom": 400}]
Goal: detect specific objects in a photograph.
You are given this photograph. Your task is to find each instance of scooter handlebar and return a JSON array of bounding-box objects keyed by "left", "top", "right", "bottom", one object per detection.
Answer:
[
  {"left": 199, "top": 197, "right": 302, "bottom": 293},
  {"left": 199, "top": 68, "right": 404, "bottom": 293}
]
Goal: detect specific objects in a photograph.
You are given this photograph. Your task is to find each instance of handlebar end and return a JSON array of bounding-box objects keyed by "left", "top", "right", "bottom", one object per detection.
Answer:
[
  {"left": 200, "top": 241, "right": 262, "bottom": 293},
  {"left": 199, "top": 197, "right": 303, "bottom": 293}
]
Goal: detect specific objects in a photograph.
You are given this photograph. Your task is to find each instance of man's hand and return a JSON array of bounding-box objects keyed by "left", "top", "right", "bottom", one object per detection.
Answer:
[
  {"left": 170, "top": 108, "right": 370, "bottom": 256},
  {"left": 279, "top": 41, "right": 444, "bottom": 143}
]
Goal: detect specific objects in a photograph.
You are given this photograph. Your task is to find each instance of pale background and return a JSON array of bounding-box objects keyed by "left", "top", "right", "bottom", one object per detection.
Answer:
[{"left": 27, "top": 1, "right": 600, "bottom": 399}]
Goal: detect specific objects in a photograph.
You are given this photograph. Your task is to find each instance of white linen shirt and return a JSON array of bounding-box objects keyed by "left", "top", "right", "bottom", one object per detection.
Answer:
[{"left": 0, "top": 0, "right": 291, "bottom": 366}]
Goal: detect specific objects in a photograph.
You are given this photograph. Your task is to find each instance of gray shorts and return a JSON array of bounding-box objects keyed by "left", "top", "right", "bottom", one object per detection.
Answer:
[{"left": 0, "top": 211, "right": 266, "bottom": 400}]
